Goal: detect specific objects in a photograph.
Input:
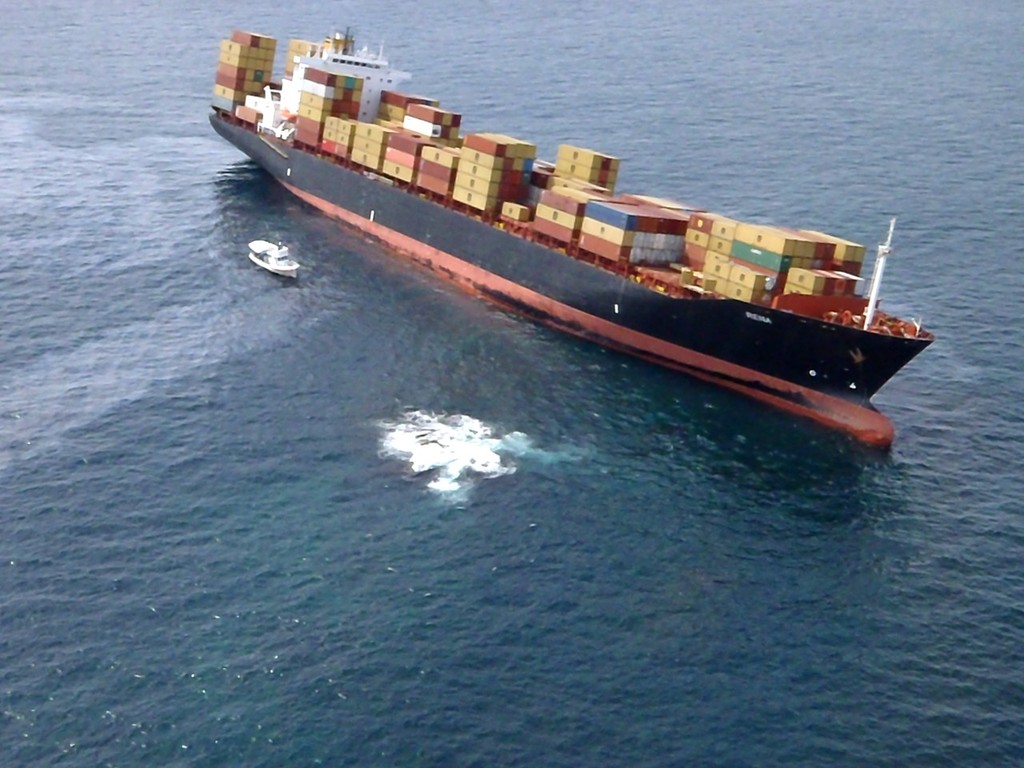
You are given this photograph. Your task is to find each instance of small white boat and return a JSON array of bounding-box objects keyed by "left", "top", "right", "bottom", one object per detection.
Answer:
[{"left": 248, "top": 239, "right": 300, "bottom": 278}]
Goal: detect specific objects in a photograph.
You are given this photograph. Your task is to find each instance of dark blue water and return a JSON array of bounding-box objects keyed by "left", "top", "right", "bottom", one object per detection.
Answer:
[{"left": 3, "top": 1, "right": 1023, "bottom": 765}]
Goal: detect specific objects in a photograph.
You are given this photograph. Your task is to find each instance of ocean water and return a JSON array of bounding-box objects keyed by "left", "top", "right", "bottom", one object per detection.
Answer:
[{"left": 3, "top": 1, "right": 1023, "bottom": 765}]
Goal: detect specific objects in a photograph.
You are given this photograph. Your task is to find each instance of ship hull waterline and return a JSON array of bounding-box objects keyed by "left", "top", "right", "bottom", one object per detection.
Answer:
[{"left": 211, "top": 114, "right": 928, "bottom": 447}]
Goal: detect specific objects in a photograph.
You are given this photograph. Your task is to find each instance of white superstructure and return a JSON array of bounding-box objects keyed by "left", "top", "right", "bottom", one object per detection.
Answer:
[{"left": 244, "top": 31, "right": 412, "bottom": 140}]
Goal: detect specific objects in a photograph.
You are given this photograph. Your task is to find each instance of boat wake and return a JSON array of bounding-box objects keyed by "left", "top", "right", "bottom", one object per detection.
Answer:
[{"left": 378, "top": 410, "right": 539, "bottom": 497}]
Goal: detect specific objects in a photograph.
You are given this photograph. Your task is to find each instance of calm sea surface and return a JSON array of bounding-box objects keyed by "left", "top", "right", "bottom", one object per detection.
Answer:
[{"left": 3, "top": 1, "right": 1023, "bottom": 765}]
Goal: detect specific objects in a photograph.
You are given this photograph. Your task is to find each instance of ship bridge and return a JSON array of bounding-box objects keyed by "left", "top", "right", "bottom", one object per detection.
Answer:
[{"left": 285, "top": 32, "right": 412, "bottom": 123}]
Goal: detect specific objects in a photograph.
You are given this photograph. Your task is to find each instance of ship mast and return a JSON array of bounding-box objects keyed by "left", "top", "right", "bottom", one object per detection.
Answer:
[{"left": 863, "top": 217, "right": 895, "bottom": 330}]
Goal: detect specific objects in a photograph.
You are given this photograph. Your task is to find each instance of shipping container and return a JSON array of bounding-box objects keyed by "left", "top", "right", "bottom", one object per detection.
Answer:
[{"left": 734, "top": 222, "right": 816, "bottom": 258}]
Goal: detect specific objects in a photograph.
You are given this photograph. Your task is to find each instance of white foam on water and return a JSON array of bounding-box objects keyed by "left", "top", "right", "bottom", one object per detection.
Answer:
[{"left": 379, "top": 410, "right": 540, "bottom": 496}]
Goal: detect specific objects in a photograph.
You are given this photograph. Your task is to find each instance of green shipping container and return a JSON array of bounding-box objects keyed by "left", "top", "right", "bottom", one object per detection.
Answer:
[{"left": 730, "top": 240, "right": 792, "bottom": 273}]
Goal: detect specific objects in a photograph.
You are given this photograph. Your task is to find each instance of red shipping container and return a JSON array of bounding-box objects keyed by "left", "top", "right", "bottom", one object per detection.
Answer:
[
  {"left": 385, "top": 147, "right": 418, "bottom": 168},
  {"left": 540, "top": 189, "right": 587, "bottom": 216},
  {"left": 217, "top": 62, "right": 244, "bottom": 80},
  {"left": 388, "top": 132, "right": 431, "bottom": 156},
  {"left": 234, "top": 105, "right": 259, "bottom": 124},
  {"left": 688, "top": 213, "right": 717, "bottom": 235},
  {"left": 417, "top": 159, "right": 455, "bottom": 182},
  {"left": 579, "top": 232, "right": 631, "bottom": 262},
  {"left": 216, "top": 70, "right": 247, "bottom": 90},
  {"left": 304, "top": 67, "right": 337, "bottom": 87},
  {"left": 416, "top": 172, "right": 454, "bottom": 196},
  {"left": 463, "top": 133, "right": 509, "bottom": 157},
  {"left": 230, "top": 30, "right": 259, "bottom": 47},
  {"left": 533, "top": 216, "right": 576, "bottom": 245},
  {"left": 685, "top": 243, "right": 707, "bottom": 271}
]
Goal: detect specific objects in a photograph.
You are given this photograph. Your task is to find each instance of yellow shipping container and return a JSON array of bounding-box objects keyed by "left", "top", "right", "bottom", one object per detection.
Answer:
[
  {"left": 324, "top": 116, "right": 355, "bottom": 136},
  {"left": 710, "top": 216, "right": 739, "bottom": 241},
  {"left": 377, "top": 104, "right": 407, "bottom": 122},
  {"left": 455, "top": 163, "right": 506, "bottom": 185},
  {"left": 535, "top": 203, "right": 582, "bottom": 230},
  {"left": 486, "top": 133, "right": 537, "bottom": 159},
  {"left": 351, "top": 146, "right": 386, "bottom": 170},
  {"left": 705, "top": 250, "right": 732, "bottom": 269},
  {"left": 352, "top": 137, "right": 387, "bottom": 155},
  {"left": 286, "top": 39, "right": 318, "bottom": 75},
  {"left": 550, "top": 177, "right": 611, "bottom": 196},
  {"left": 300, "top": 91, "right": 335, "bottom": 111},
  {"left": 685, "top": 229, "right": 710, "bottom": 247},
  {"left": 705, "top": 256, "right": 733, "bottom": 282},
  {"left": 734, "top": 223, "right": 816, "bottom": 258},
  {"left": 556, "top": 144, "right": 619, "bottom": 170},
  {"left": 242, "top": 78, "right": 268, "bottom": 94},
  {"left": 452, "top": 185, "right": 500, "bottom": 212},
  {"left": 422, "top": 147, "right": 461, "bottom": 169},
  {"left": 458, "top": 149, "right": 524, "bottom": 171},
  {"left": 786, "top": 267, "right": 827, "bottom": 294},
  {"left": 354, "top": 122, "right": 393, "bottom": 143},
  {"left": 212, "top": 83, "right": 245, "bottom": 102},
  {"left": 454, "top": 174, "right": 504, "bottom": 196},
  {"left": 297, "top": 104, "right": 329, "bottom": 123},
  {"left": 383, "top": 162, "right": 416, "bottom": 183},
  {"left": 678, "top": 267, "right": 698, "bottom": 287},
  {"left": 721, "top": 280, "right": 767, "bottom": 303},
  {"left": 783, "top": 282, "right": 814, "bottom": 296},
  {"left": 708, "top": 235, "right": 733, "bottom": 256},
  {"left": 219, "top": 39, "right": 243, "bottom": 58},
  {"left": 728, "top": 263, "right": 771, "bottom": 292},
  {"left": 501, "top": 202, "right": 532, "bottom": 222},
  {"left": 581, "top": 216, "right": 635, "bottom": 247}
]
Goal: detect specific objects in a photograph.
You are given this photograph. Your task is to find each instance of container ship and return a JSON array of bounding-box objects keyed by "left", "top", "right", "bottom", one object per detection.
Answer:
[{"left": 209, "top": 29, "right": 934, "bottom": 447}]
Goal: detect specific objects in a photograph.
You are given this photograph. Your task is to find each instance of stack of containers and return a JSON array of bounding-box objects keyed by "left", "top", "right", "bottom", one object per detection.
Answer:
[
  {"left": 781, "top": 229, "right": 865, "bottom": 297},
  {"left": 578, "top": 201, "right": 686, "bottom": 265},
  {"left": 533, "top": 187, "right": 605, "bottom": 246},
  {"left": 628, "top": 207, "right": 689, "bottom": 265},
  {"left": 415, "top": 146, "right": 461, "bottom": 197},
  {"left": 382, "top": 132, "right": 434, "bottom": 183},
  {"left": 403, "top": 104, "right": 461, "bottom": 146},
  {"left": 525, "top": 161, "right": 557, "bottom": 207},
  {"left": 555, "top": 144, "right": 620, "bottom": 194},
  {"left": 285, "top": 39, "right": 318, "bottom": 78},
  {"left": 578, "top": 201, "right": 645, "bottom": 262},
  {"left": 350, "top": 122, "right": 396, "bottom": 171},
  {"left": 800, "top": 230, "right": 866, "bottom": 275},
  {"left": 378, "top": 91, "right": 439, "bottom": 123},
  {"left": 321, "top": 116, "right": 358, "bottom": 159},
  {"left": 213, "top": 31, "right": 277, "bottom": 112},
  {"left": 452, "top": 133, "right": 536, "bottom": 214},
  {"left": 782, "top": 268, "right": 860, "bottom": 297},
  {"left": 684, "top": 212, "right": 737, "bottom": 273},
  {"left": 294, "top": 68, "right": 364, "bottom": 146},
  {"left": 709, "top": 222, "right": 817, "bottom": 302}
]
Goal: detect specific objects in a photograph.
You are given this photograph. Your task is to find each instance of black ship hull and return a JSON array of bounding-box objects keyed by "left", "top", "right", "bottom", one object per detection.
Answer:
[{"left": 211, "top": 113, "right": 931, "bottom": 446}]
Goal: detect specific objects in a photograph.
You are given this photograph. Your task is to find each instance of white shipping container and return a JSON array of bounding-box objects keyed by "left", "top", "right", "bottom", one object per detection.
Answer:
[
  {"left": 402, "top": 115, "right": 441, "bottom": 137},
  {"left": 300, "top": 81, "right": 336, "bottom": 99}
]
